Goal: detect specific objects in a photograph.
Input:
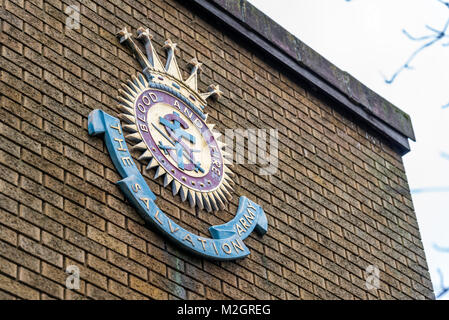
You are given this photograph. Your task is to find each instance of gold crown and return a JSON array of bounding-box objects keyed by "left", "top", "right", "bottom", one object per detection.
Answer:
[
  {"left": 117, "top": 27, "right": 223, "bottom": 107},
  {"left": 115, "top": 27, "right": 235, "bottom": 212}
]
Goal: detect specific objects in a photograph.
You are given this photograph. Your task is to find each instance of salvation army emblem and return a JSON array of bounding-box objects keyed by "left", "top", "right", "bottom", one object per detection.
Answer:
[
  {"left": 115, "top": 27, "right": 234, "bottom": 212},
  {"left": 87, "top": 26, "right": 267, "bottom": 260}
]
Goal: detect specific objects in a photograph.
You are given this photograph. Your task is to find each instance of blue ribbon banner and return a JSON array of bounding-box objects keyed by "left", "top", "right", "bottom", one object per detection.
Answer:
[{"left": 88, "top": 109, "right": 268, "bottom": 260}]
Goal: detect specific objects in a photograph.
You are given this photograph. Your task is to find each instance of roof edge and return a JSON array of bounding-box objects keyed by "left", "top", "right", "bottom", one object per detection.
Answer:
[{"left": 180, "top": 0, "right": 415, "bottom": 155}]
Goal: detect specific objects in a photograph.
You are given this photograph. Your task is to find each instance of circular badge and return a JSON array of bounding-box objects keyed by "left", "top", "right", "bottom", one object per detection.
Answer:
[
  {"left": 134, "top": 88, "right": 224, "bottom": 192},
  {"left": 115, "top": 29, "right": 234, "bottom": 212},
  {"left": 117, "top": 72, "right": 234, "bottom": 212}
]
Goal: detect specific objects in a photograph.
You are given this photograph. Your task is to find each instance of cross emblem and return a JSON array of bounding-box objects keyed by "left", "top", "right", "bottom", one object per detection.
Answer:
[{"left": 155, "top": 112, "right": 204, "bottom": 173}]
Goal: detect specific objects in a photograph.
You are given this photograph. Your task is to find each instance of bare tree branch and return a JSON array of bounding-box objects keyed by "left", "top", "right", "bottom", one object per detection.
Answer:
[
  {"left": 438, "top": 0, "right": 449, "bottom": 9},
  {"left": 384, "top": 11, "right": 449, "bottom": 84},
  {"left": 436, "top": 268, "right": 449, "bottom": 298},
  {"left": 434, "top": 243, "right": 449, "bottom": 252},
  {"left": 411, "top": 187, "right": 449, "bottom": 194},
  {"left": 345, "top": 0, "right": 449, "bottom": 301},
  {"left": 433, "top": 245, "right": 449, "bottom": 298}
]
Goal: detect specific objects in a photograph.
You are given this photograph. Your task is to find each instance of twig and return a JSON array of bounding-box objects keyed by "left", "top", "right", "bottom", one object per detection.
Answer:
[
  {"left": 385, "top": 14, "right": 449, "bottom": 84},
  {"left": 434, "top": 243, "right": 449, "bottom": 252},
  {"left": 411, "top": 187, "right": 449, "bottom": 194},
  {"left": 436, "top": 269, "right": 449, "bottom": 298}
]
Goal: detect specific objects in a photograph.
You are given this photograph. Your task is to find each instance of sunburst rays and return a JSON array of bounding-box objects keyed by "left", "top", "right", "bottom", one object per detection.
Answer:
[{"left": 115, "top": 27, "right": 235, "bottom": 212}]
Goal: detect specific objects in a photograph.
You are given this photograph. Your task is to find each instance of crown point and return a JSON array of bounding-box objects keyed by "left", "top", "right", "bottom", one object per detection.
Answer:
[
  {"left": 117, "top": 27, "right": 132, "bottom": 43},
  {"left": 163, "top": 38, "right": 182, "bottom": 80},
  {"left": 208, "top": 84, "right": 223, "bottom": 99},
  {"left": 137, "top": 27, "right": 153, "bottom": 40},
  {"left": 188, "top": 58, "right": 203, "bottom": 73},
  {"left": 200, "top": 84, "right": 223, "bottom": 101},
  {"left": 163, "top": 38, "right": 177, "bottom": 51}
]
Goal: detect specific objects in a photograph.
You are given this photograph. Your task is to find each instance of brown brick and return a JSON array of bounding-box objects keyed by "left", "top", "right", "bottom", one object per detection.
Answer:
[
  {"left": 0, "top": 193, "right": 18, "bottom": 216},
  {"left": 65, "top": 257, "right": 108, "bottom": 291},
  {"left": 107, "top": 223, "right": 146, "bottom": 253},
  {"left": 0, "top": 209, "right": 40, "bottom": 241},
  {"left": 223, "top": 282, "right": 254, "bottom": 300},
  {"left": 85, "top": 197, "right": 122, "bottom": 229},
  {"left": 0, "top": 256, "right": 17, "bottom": 277},
  {"left": 64, "top": 145, "right": 103, "bottom": 176},
  {"left": 65, "top": 228, "right": 106, "bottom": 259},
  {"left": 42, "top": 146, "right": 83, "bottom": 178},
  {"left": 19, "top": 268, "right": 64, "bottom": 299},
  {"left": 127, "top": 218, "right": 165, "bottom": 249},
  {"left": 167, "top": 267, "right": 204, "bottom": 296},
  {"left": 18, "top": 235, "right": 63, "bottom": 267},
  {"left": 185, "top": 263, "right": 221, "bottom": 292},
  {"left": 203, "top": 261, "right": 237, "bottom": 287},
  {"left": 130, "top": 275, "right": 169, "bottom": 299},
  {"left": 107, "top": 250, "right": 147, "bottom": 280},
  {"left": 0, "top": 0, "right": 433, "bottom": 301},
  {"left": 0, "top": 224, "right": 17, "bottom": 246},
  {"left": 237, "top": 277, "right": 271, "bottom": 300},
  {"left": 0, "top": 274, "right": 40, "bottom": 300},
  {"left": 86, "top": 283, "right": 119, "bottom": 300},
  {"left": 1, "top": 178, "right": 43, "bottom": 213},
  {"left": 0, "top": 122, "right": 41, "bottom": 155},
  {"left": 65, "top": 199, "right": 106, "bottom": 231},
  {"left": 0, "top": 163, "right": 19, "bottom": 187},
  {"left": 108, "top": 279, "right": 148, "bottom": 300},
  {"left": 22, "top": 176, "right": 63, "bottom": 209},
  {"left": 22, "top": 148, "right": 63, "bottom": 181},
  {"left": 87, "top": 226, "right": 127, "bottom": 256},
  {"left": 42, "top": 231, "right": 85, "bottom": 263},
  {"left": 87, "top": 253, "right": 128, "bottom": 285}
]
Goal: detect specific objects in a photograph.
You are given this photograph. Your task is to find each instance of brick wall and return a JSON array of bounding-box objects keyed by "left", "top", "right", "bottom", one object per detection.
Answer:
[{"left": 0, "top": 0, "right": 434, "bottom": 300}]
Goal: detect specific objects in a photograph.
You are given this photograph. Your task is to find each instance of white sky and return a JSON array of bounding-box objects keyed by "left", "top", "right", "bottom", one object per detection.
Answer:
[{"left": 248, "top": 0, "right": 449, "bottom": 299}]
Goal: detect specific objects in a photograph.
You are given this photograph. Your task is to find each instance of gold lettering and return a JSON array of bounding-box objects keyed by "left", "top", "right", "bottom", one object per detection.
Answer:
[
  {"left": 154, "top": 210, "right": 163, "bottom": 225},
  {"left": 140, "top": 197, "right": 150, "bottom": 210},
  {"left": 244, "top": 208, "right": 256, "bottom": 224},
  {"left": 197, "top": 238, "right": 207, "bottom": 251},
  {"left": 239, "top": 217, "right": 250, "bottom": 229},
  {"left": 231, "top": 239, "right": 244, "bottom": 253},
  {"left": 122, "top": 157, "right": 133, "bottom": 167},
  {"left": 222, "top": 242, "right": 232, "bottom": 255},
  {"left": 132, "top": 184, "right": 141, "bottom": 193},
  {"left": 236, "top": 224, "right": 245, "bottom": 236},
  {"left": 212, "top": 242, "right": 219, "bottom": 255},
  {"left": 168, "top": 220, "right": 179, "bottom": 233},
  {"left": 110, "top": 123, "right": 122, "bottom": 135},
  {"left": 183, "top": 234, "right": 195, "bottom": 247},
  {"left": 114, "top": 138, "right": 127, "bottom": 151},
  {"left": 174, "top": 100, "right": 181, "bottom": 110},
  {"left": 247, "top": 201, "right": 257, "bottom": 211}
]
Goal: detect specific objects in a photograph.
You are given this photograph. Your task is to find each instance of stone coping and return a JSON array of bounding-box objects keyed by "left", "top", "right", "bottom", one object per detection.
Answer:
[{"left": 181, "top": 0, "right": 415, "bottom": 155}]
